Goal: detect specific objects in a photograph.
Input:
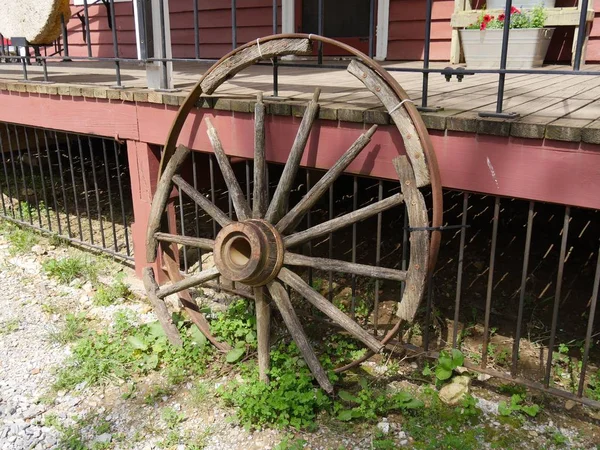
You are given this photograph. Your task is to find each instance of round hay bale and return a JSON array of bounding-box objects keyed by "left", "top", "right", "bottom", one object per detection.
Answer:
[{"left": 0, "top": 0, "right": 71, "bottom": 45}]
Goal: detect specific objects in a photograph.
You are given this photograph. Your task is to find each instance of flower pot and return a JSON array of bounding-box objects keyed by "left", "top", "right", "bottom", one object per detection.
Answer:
[
  {"left": 486, "top": 0, "right": 556, "bottom": 9},
  {"left": 459, "top": 28, "right": 554, "bottom": 69}
]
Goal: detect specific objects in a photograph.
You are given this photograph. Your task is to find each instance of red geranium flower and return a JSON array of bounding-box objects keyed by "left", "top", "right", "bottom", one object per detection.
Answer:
[
  {"left": 498, "top": 13, "right": 505, "bottom": 21},
  {"left": 510, "top": 5, "right": 520, "bottom": 14},
  {"left": 480, "top": 21, "right": 488, "bottom": 30},
  {"left": 483, "top": 14, "right": 493, "bottom": 22}
]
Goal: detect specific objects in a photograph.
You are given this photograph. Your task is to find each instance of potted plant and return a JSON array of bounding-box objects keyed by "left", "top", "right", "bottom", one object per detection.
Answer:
[{"left": 460, "top": 6, "right": 554, "bottom": 68}]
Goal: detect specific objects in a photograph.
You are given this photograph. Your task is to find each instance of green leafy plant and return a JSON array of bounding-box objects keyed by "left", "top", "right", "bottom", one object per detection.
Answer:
[
  {"left": 0, "top": 318, "right": 19, "bottom": 335},
  {"left": 4, "top": 225, "right": 39, "bottom": 255},
  {"left": 49, "top": 313, "right": 87, "bottom": 344},
  {"left": 162, "top": 407, "right": 186, "bottom": 429},
  {"left": 43, "top": 256, "right": 98, "bottom": 284},
  {"left": 220, "top": 343, "right": 331, "bottom": 430},
  {"left": 425, "top": 349, "right": 464, "bottom": 382},
  {"left": 54, "top": 312, "right": 210, "bottom": 391},
  {"left": 210, "top": 299, "right": 256, "bottom": 363},
  {"left": 273, "top": 436, "right": 308, "bottom": 450},
  {"left": 498, "top": 394, "right": 540, "bottom": 418},
  {"left": 335, "top": 378, "right": 423, "bottom": 422}
]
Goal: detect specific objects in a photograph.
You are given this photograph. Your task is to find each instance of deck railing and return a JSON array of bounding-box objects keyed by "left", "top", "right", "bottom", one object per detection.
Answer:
[{"left": 0, "top": 0, "right": 597, "bottom": 117}]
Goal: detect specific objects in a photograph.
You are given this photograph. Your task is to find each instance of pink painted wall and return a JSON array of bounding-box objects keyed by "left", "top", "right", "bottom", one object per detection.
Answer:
[{"left": 65, "top": 0, "right": 281, "bottom": 59}]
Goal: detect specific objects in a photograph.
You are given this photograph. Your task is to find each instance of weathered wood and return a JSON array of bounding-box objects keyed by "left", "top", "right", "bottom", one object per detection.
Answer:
[
  {"left": 200, "top": 39, "right": 313, "bottom": 95},
  {"left": 265, "top": 89, "right": 321, "bottom": 224},
  {"left": 267, "top": 280, "right": 334, "bottom": 393},
  {"left": 161, "top": 244, "right": 231, "bottom": 352},
  {"left": 278, "top": 267, "right": 384, "bottom": 354},
  {"left": 146, "top": 145, "right": 191, "bottom": 263},
  {"left": 156, "top": 266, "right": 220, "bottom": 299},
  {"left": 253, "top": 92, "right": 268, "bottom": 219},
  {"left": 393, "top": 156, "right": 429, "bottom": 322},
  {"left": 205, "top": 118, "right": 252, "bottom": 220},
  {"left": 284, "top": 193, "right": 404, "bottom": 249},
  {"left": 155, "top": 232, "right": 214, "bottom": 250},
  {"left": 142, "top": 267, "right": 183, "bottom": 347},
  {"left": 347, "top": 60, "right": 430, "bottom": 188},
  {"left": 276, "top": 124, "right": 378, "bottom": 234},
  {"left": 254, "top": 286, "right": 271, "bottom": 383},
  {"left": 172, "top": 174, "right": 232, "bottom": 228},
  {"left": 283, "top": 252, "right": 407, "bottom": 282}
]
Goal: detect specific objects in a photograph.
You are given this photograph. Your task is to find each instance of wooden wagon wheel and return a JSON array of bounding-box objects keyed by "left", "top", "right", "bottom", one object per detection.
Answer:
[{"left": 144, "top": 35, "right": 443, "bottom": 394}]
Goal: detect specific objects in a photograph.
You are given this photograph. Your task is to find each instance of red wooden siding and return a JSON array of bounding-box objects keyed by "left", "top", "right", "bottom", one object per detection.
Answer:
[
  {"left": 386, "top": 0, "right": 600, "bottom": 63},
  {"left": 65, "top": 0, "right": 281, "bottom": 60}
]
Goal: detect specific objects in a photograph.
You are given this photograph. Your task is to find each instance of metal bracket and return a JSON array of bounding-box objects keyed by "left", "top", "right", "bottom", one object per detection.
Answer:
[
  {"left": 478, "top": 111, "right": 520, "bottom": 119},
  {"left": 417, "top": 106, "right": 443, "bottom": 113},
  {"left": 101, "top": 0, "right": 113, "bottom": 30},
  {"left": 76, "top": 13, "right": 87, "bottom": 43},
  {"left": 441, "top": 67, "right": 474, "bottom": 82}
]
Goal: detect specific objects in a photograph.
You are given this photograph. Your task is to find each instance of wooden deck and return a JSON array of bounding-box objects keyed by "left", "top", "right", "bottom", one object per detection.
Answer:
[{"left": 1, "top": 60, "right": 600, "bottom": 144}]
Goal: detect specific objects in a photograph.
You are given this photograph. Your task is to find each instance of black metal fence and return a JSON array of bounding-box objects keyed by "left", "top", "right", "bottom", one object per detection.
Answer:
[
  {"left": 0, "top": 122, "right": 133, "bottom": 260},
  {"left": 0, "top": 0, "right": 597, "bottom": 116},
  {"left": 171, "top": 153, "right": 600, "bottom": 408}
]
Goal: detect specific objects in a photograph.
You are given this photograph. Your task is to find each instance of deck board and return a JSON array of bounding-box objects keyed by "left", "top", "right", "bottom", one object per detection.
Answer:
[{"left": 1, "top": 59, "right": 600, "bottom": 144}]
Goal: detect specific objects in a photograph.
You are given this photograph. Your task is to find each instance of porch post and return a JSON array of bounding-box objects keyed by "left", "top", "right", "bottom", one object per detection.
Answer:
[
  {"left": 375, "top": 0, "right": 390, "bottom": 61},
  {"left": 126, "top": 140, "right": 162, "bottom": 278},
  {"left": 144, "top": 0, "right": 174, "bottom": 90},
  {"left": 282, "top": 0, "right": 295, "bottom": 33}
]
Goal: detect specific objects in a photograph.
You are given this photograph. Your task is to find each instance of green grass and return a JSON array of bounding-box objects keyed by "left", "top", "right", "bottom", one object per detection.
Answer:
[
  {"left": 0, "top": 318, "right": 20, "bottom": 335},
  {"left": 53, "top": 311, "right": 211, "bottom": 392},
  {"left": 1, "top": 222, "right": 40, "bottom": 255},
  {"left": 48, "top": 313, "right": 88, "bottom": 345},
  {"left": 93, "top": 277, "right": 133, "bottom": 306},
  {"left": 43, "top": 256, "right": 98, "bottom": 284}
]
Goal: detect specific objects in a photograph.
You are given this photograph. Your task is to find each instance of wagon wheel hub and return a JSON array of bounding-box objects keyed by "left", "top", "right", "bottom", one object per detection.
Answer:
[{"left": 214, "top": 220, "right": 284, "bottom": 286}]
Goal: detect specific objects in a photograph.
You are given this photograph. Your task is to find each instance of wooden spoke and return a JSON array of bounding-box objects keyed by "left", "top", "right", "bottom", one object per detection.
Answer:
[
  {"left": 253, "top": 93, "right": 268, "bottom": 219},
  {"left": 267, "top": 280, "right": 334, "bottom": 393},
  {"left": 173, "top": 174, "right": 232, "bottom": 227},
  {"left": 154, "top": 232, "right": 214, "bottom": 250},
  {"left": 205, "top": 118, "right": 252, "bottom": 220},
  {"left": 394, "top": 156, "right": 429, "bottom": 322},
  {"left": 284, "top": 193, "right": 404, "bottom": 249},
  {"left": 284, "top": 252, "right": 407, "bottom": 282},
  {"left": 254, "top": 286, "right": 271, "bottom": 383},
  {"left": 265, "top": 88, "right": 321, "bottom": 224},
  {"left": 156, "top": 266, "right": 220, "bottom": 299},
  {"left": 146, "top": 144, "right": 191, "bottom": 263},
  {"left": 142, "top": 267, "right": 183, "bottom": 347},
  {"left": 276, "top": 125, "right": 378, "bottom": 234},
  {"left": 278, "top": 268, "right": 384, "bottom": 353}
]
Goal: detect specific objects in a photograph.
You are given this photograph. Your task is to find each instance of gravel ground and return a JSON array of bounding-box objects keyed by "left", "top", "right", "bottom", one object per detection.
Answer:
[{"left": 1, "top": 228, "right": 599, "bottom": 450}]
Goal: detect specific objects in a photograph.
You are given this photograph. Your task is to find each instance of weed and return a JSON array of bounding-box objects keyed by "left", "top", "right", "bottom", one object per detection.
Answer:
[
  {"left": 498, "top": 383, "right": 527, "bottom": 397},
  {"left": 49, "top": 313, "right": 87, "bottom": 345},
  {"left": 311, "top": 277, "right": 324, "bottom": 292},
  {"left": 273, "top": 435, "right": 307, "bottom": 450},
  {"left": 144, "top": 385, "right": 172, "bottom": 405},
  {"left": 0, "top": 318, "right": 19, "bottom": 335},
  {"left": 549, "top": 428, "right": 568, "bottom": 446},
  {"left": 498, "top": 394, "right": 540, "bottom": 418},
  {"left": 220, "top": 343, "right": 331, "bottom": 430},
  {"left": 53, "top": 312, "right": 210, "bottom": 391},
  {"left": 93, "top": 276, "right": 133, "bottom": 306},
  {"left": 372, "top": 429, "right": 397, "bottom": 449},
  {"left": 335, "top": 377, "right": 423, "bottom": 421},
  {"left": 190, "top": 381, "right": 211, "bottom": 406},
  {"left": 162, "top": 407, "right": 186, "bottom": 429},
  {"left": 43, "top": 256, "right": 98, "bottom": 284},
  {"left": 587, "top": 370, "right": 600, "bottom": 401},
  {"left": 422, "top": 348, "right": 464, "bottom": 382}
]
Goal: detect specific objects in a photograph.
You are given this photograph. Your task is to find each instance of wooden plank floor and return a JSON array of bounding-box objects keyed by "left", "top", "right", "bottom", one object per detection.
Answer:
[{"left": 1, "top": 59, "right": 600, "bottom": 144}]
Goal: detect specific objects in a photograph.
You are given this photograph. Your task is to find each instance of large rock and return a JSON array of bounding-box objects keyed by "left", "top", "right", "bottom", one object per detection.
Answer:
[
  {"left": 0, "top": 0, "right": 71, "bottom": 44},
  {"left": 438, "top": 375, "right": 471, "bottom": 406}
]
